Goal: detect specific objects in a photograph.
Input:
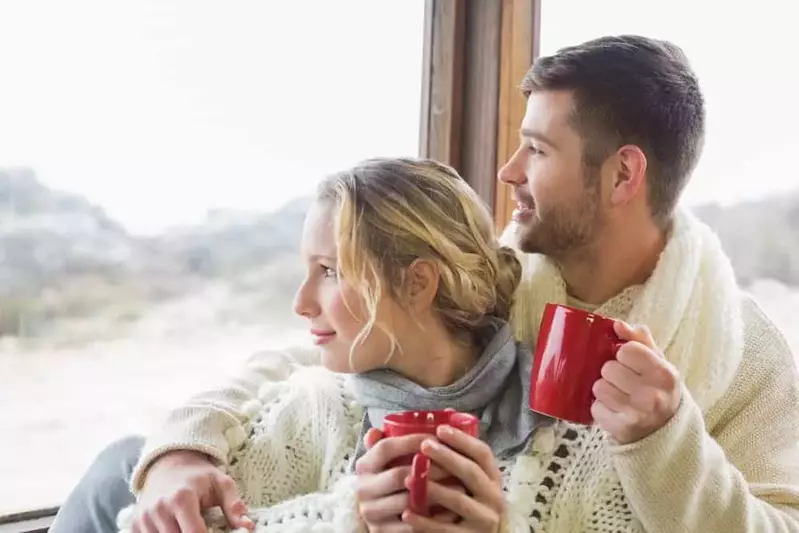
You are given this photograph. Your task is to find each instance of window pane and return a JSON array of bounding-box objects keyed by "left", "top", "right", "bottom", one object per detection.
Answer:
[
  {"left": 541, "top": 1, "right": 799, "bottom": 354},
  {"left": 0, "top": 0, "right": 424, "bottom": 515}
]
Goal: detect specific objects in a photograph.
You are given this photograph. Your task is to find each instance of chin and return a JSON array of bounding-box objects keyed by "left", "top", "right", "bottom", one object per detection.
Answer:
[
  {"left": 513, "top": 225, "right": 542, "bottom": 254},
  {"left": 320, "top": 349, "right": 356, "bottom": 374}
]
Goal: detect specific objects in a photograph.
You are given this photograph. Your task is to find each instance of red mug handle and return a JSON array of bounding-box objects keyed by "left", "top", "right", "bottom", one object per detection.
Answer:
[
  {"left": 408, "top": 452, "right": 431, "bottom": 516},
  {"left": 612, "top": 340, "right": 626, "bottom": 356},
  {"left": 611, "top": 325, "right": 626, "bottom": 357}
]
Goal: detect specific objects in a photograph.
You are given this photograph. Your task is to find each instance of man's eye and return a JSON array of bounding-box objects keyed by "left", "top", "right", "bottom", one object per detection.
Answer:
[{"left": 528, "top": 145, "right": 543, "bottom": 155}]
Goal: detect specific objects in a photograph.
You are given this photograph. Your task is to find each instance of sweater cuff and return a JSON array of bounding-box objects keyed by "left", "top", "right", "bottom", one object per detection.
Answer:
[
  {"left": 129, "top": 409, "right": 243, "bottom": 494},
  {"left": 608, "top": 384, "right": 705, "bottom": 484}
]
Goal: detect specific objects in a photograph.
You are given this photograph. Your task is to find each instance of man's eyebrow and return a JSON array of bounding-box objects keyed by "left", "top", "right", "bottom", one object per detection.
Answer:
[{"left": 520, "top": 128, "right": 558, "bottom": 148}]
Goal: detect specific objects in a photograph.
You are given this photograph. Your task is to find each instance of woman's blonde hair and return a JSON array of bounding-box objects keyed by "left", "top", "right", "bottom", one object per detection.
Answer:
[{"left": 317, "top": 157, "right": 522, "bottom": 357}]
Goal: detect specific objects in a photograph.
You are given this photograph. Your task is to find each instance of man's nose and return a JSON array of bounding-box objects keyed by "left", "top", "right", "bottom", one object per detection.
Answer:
[{"left": 497, "top": 148, "right": 528, "bottom": 186}]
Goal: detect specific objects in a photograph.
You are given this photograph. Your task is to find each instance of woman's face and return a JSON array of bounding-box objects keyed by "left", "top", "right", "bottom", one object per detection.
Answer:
[{"left": 292, "top": 201, "right": 406, "bottom": 373}]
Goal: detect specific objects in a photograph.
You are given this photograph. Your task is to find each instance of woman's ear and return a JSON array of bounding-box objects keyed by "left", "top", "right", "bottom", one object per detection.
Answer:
[{"left": 405, "top": 259, "right": 439, "bottom": 312}]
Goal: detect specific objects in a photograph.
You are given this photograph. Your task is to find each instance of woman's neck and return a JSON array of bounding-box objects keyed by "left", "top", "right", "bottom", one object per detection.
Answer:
[{"left": 389, "top": 321, "right": 480, "bottom": 388}]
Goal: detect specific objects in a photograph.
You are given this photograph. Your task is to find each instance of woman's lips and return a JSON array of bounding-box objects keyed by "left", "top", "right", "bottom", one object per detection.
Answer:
[{"left": 310, "top": 329, "right": 336, "bottom": 345}]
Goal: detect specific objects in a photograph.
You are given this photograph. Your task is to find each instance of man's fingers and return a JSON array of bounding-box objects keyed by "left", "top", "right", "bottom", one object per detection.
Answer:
[{"left": 614, "top": 321, "right": 657, "bottom": 350}]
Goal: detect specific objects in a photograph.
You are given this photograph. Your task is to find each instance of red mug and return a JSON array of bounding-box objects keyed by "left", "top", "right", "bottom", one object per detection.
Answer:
[
  {"left": 530, "top": 303, "right": 624, "bottom": 425},
  {"left": 382, "top": 410, "right": 479, "bottom": 516}
]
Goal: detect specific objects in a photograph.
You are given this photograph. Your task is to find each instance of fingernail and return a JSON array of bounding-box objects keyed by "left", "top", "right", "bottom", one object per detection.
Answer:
[
  {"left": 438, "top": 425, "right": 454, "bottom": 436},
  {"left": 233, "top": 500, "right": 247, "bottom": 512}
]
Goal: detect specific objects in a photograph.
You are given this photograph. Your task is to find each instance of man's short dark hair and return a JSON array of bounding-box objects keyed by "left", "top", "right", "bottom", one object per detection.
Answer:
[{"left": 521, "top": 35, "right": 705, "bottom": 225}]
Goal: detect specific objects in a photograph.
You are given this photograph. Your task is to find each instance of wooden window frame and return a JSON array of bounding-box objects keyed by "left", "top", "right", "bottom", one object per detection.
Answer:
[
  {"left": 0, "top": 507, "right": 58, "bottom": 533},
  {"left": 418, "top": 0, "right": 541, "bottom": 232}
]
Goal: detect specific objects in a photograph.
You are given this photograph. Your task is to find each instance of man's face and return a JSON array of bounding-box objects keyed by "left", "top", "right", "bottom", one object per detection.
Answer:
[{"left": 498, "top": 90, "right": 605, "bottom": 260}]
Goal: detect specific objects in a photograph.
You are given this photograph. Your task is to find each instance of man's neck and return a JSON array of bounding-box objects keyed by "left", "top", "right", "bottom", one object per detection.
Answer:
[{"left": 558, "top": 219, "right": 669, "bottom": 306}]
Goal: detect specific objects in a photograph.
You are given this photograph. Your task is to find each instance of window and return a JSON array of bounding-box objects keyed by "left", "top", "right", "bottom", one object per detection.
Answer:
[
  {"left": 541, "top": 0, "right": 799, "bottom": 355},
  {"left": 0, "top": 0, "right": 425, "bottom": 515}
]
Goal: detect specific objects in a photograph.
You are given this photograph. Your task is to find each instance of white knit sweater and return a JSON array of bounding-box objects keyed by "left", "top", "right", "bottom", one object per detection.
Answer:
[
  {"left": 122, "top": 211, "right": 799, "bottom": 532},
  {"left": 149, "top": 365, "right": 572, "bottom": 532},
  {"left": 120, "top": 295, "right": 799, "bottom": 533}
]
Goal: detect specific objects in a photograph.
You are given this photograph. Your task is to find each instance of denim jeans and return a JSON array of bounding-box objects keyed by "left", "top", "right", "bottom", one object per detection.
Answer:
[{"left": 49, "top": 436, "right": 144, "bottom": 533}]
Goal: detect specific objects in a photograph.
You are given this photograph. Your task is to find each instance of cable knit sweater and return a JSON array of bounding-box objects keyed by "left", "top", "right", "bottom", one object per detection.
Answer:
[
  {"left": 120, "top": 295, "right": 799, "bottom": 533},
  {"left": 122, "top": 212, "right": 799, "bottom": 532}
]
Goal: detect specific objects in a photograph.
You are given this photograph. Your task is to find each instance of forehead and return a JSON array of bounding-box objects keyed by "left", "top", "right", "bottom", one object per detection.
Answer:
[
  {"left": 522, "top": 89, "right": 577, "bottom": 141},
  {"left": 301, "top": 201, "right": 337, "bottom": 257}
]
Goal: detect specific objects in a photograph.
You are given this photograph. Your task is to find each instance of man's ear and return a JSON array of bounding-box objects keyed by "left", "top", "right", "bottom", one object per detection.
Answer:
[
  {"left": 405, "top": 259, "right": 439, "bottom": 312},
  {"left": 608, "top": 144, "right": 647, "bottom": 205}
]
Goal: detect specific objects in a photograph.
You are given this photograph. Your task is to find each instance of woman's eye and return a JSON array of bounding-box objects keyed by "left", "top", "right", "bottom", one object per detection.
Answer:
[{"left": 321, "top": 266, "right": 337, "bottom": 279}]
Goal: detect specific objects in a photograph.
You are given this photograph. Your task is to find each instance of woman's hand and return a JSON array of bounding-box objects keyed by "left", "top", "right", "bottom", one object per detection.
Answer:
[
  {"left": 355, "top": 429, "right": 461, "bottom": 532},
  {"left": 131, "top": 450, "right": 254, "bottom": 533},
  {"left": 401, "top": 425, "right": 505, "bottom": 533}
]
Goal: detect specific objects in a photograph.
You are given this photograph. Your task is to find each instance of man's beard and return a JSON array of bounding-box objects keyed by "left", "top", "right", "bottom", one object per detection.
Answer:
[{"left": 516, "top": 184, "right": 602, "bottom": 261}]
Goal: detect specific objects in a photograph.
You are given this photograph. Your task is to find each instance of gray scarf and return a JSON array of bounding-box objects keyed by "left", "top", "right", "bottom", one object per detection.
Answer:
[{"left": 349, "top": 320, "right": 547, "bottom": 462}]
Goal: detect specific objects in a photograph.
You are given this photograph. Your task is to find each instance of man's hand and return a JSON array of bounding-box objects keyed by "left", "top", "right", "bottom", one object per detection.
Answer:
[
  {"left": 131, "top": 450, "right": 254, "bottom": 533},
  {"left": 591, "top": 321, "right": 682, "bottom": 445}
]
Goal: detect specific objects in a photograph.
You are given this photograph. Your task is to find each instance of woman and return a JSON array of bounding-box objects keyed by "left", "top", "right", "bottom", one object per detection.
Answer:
[{"left": 119, "top": 157, "right": 549, "bottom": 532}]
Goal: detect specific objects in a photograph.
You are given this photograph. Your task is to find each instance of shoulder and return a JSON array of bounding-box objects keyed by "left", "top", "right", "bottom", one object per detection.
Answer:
[
  {"left": 227, "top": 366, "right": 361, "bottom": 447},
  {"left": 259, "top": 366, "right": 359, "bottom": 419},
  {"left": 740, "top": 293, "right": 796, "bottom": 364},
  {"left": 231, "top": 367, "right": 362, "bottom": 459},
  {"left": 706, "top": 292, "right": 799, "bottom": 431},
  {"left": 737, "top": 292, "right": 797, "bottom": 388}
]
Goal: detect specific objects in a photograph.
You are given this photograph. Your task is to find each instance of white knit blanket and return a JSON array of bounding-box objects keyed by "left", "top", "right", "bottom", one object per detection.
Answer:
[{"left": 503, "top": 207, "right": 745, "bottom": 414}]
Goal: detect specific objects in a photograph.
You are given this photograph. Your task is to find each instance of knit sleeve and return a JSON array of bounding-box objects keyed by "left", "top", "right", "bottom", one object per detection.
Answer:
[
  {"left": 118, "top": 366, "right": 366, "bottom": 533},
  {"left": 238, "top": 476, "right": 365, "bottom": 533},
  {"left": 130, "top": 345, "right": 321, "bottom": 493},
  {"left": 117, "top": 481, "right": 365, "bottom": 533},
  {"left": 248, "top": 483, "right": 536, "bottom": 533},
  {"left": 610, "top": 299, "right": 799, "bottom": 532}
]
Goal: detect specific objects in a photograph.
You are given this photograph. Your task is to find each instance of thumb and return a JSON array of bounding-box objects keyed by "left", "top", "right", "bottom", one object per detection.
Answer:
[
  {"left": 613, "top": 320, "right": 657, "bottom": 350},
  {"left": 364, "top": 428, "right": 384, "bottom": 450},
  {"left": 215, "top": 476, "right": 254, "bottom": 531}
]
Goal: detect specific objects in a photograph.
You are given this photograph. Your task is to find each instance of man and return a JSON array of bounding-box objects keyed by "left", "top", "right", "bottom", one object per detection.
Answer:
[{"left": 51, "top": 35, "right": 799, "bottom": 532}]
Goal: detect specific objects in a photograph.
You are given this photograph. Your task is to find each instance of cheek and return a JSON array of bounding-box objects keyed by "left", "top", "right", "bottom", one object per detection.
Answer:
[
  {"left": 525, "top": 161, "right": 554, "bottom": 210},
  {"left": 527, "top": 155, "right": 555, "bottom": 192},
  {"left": 529, "top": 157, "right": 580, "bottom": 203},
  {"left": 326, "top": 284, "right": 367, "bottom": 340}
]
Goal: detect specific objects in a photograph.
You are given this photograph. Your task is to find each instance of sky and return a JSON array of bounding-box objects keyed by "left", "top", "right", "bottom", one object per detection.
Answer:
[{"left": 1, "top": 0, "right": 796, "bottom": 234}]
